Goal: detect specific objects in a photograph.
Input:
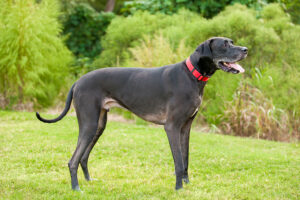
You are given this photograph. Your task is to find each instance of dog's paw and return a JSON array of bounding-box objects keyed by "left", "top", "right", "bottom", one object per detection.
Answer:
[
  {"left": 175, "top": 184, "right": 183, "bottom": 190},
  {"left": 183, "top": 177, "right": 189, "bottom": 184},
  {"left": 73, "top": 185, "right": 83, "bottom": 192}
]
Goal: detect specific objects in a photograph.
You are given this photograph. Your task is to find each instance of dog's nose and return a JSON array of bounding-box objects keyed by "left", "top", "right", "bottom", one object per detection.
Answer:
[{"left": 241, "top": 47, "right": 248, "bottom": 54}]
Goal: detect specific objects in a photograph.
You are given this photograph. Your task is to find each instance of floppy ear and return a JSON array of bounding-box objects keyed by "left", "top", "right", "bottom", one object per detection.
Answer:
[
  {"left": 190, "top": 39, "right": 213, "bottom": 68},
  {"left": 196, "top": 39, "right": 213, "bottom": 59}
]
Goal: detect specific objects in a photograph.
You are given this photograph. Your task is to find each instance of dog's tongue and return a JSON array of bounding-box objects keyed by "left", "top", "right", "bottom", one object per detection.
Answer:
[{"left": 229, "top": 63, "right": 245, "bottom": 73}]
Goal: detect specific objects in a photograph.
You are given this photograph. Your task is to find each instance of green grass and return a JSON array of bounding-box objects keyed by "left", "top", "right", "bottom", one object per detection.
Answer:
[{"left": 0, "top": 111, "right": 299, "bottom": 199}]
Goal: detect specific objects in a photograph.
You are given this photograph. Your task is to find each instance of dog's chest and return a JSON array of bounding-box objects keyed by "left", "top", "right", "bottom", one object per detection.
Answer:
[{"left": 191, "top": 95, "right": 202, "bottom": 116}]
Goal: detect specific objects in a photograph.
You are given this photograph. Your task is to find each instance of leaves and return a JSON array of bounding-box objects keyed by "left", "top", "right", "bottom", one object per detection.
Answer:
[
  {"left": 0, "top": 0, "right": 73, "bottom": 107},
  {"left": 62, "top": 3, "right": 115, "bottom": 59}
]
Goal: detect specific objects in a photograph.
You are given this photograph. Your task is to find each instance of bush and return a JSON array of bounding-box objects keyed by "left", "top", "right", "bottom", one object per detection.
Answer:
[
  {"left": 0, "top": 0, "right": 72, "bottom": 108},
  {"left": 62, "top": 3, "right": 115, "bottom": 59},
  {"left": 120, "top": 0, "right": 269, "bottom": 18},
  {"left": 93, "top": 9, "right": 202, "bottom": 67},
  {"left": 251, "top": 66, "right": 300, "bottom": 119},
  {"left": 123, "top": 34, "right": 191, "bottom": 67},
  {"left": 93, "top": 11, "right": 171, "bottom": 67},
  {"left": 281, "top": 0, "right": 300, "bottom": 24},
  {"left": 220, "top": 83, "right": 295, "bottom": 141}
]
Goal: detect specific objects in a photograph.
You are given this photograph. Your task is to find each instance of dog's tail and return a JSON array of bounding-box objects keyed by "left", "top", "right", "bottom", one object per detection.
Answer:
[{"left": 36, "top": 83, "right": 76, "bottom": 123}]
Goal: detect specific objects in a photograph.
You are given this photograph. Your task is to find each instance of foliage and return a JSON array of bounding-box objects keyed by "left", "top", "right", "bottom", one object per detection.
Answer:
[
  {"left": 251, "top": 66, "right": 300, "bottom": 120},
  {"left": 120, "top": 0, "right": 300, "bottom": 24},
  {"left": 249, "top": 4, "right": 300, "bottom": 116},
  {"left": 261, "top": 3, "right": 293, "bottom": 35},
  {"left": 60, "top": 0, "right": 128, "bottom": 13},
  {"left": 221, "top": 83, "right": 299, "bottom": 141},
  {"left": 0, "top": 0, "right": 73, "bottom": 107},
  {"left": 281, "top": 0, "right": 300, "bottom": 24},
  {"left": 199, "top": 71, "right": 242, "bottom": 125},
  {"left": 123, "top": 34, "right": 192, "bottom": 67},
  {"left": 93, "top": 10, "right": 201, "bottom": 67},
  {"left": 120, "top": 0, "right": 269, "bottom": 18},
  {"left": 121, "top": 0, "right": 177, "bottom": 16},
  {"left": 62, "top": 3, "right": 115, "bottom": 59},
  {"left": 1, "top": 111, "right": 299, "bottom": 199}
]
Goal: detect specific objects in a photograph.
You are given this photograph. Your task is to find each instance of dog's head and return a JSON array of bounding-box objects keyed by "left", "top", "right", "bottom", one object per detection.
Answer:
[{"left": 190, "top": 37, "right": 248, "bottom": 76}]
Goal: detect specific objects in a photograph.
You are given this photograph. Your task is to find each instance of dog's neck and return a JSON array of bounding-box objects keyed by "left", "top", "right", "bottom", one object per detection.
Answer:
[{"left": 190, "top": 53, "right": 217, "bottom": 77}]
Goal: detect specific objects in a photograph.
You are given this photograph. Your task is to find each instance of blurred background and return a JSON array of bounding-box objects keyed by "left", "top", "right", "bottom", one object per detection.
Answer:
[{"left": 0, "top": 0, "right": 299, "bottom": 141}]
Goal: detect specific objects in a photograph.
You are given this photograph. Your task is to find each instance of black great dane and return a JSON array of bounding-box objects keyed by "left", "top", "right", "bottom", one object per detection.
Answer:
[{"left": 36, "top": 37, "right": 248, "bottom": 191}]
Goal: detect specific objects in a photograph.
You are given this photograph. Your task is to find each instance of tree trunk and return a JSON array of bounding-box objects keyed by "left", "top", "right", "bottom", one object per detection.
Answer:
[{"left": 105, "top": 0, "right": 115, "bottom": 12}]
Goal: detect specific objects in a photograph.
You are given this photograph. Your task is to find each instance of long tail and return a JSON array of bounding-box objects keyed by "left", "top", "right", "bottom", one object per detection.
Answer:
[{"left": 36, "top": 83, "right": 76, "bottom": 123}]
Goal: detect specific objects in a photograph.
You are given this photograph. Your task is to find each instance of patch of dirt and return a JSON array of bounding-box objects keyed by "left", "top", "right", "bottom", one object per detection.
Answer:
[{"left": 0, "top": 94, "right": 34, "bottom": 111}]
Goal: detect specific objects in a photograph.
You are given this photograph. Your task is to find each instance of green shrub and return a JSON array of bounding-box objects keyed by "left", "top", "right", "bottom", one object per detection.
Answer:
[
  {"left": 62, "top": 3, "right": 115, "bottom": 59},
  {"left": 199, "top": 71, "right": 242, "bottom": 125},
  {"left": 121, "top": 0, "right": 177, "bottom": 16},
  {"left": 220, "top": 83, "right": 295, "bottom": 141},
  {"left": 93, "top": 10, "right": 202, "bottom": 67},
  {"left": 261, "top": 3, "right": 292, "bottom": 35},
  {"left": 251, "top": 66, "right": 300, "bottom": 118},
  {"left": 283, "top": 0, "right": 300, "bottom": 24},
  {"left": 0, "top": 0, "right": 72, "bottom": 108},
  {"left": 120, "top": 0, "right": 268, "bottom": 18},
  {"left": 123, "top": 34, "right": 191, "bottom": 67},
  {"left": 94, "top": 11, "right": 170, "bottom": 67},
  {"left": 280, "top": 26, "right": 300, "bottom": 69}
]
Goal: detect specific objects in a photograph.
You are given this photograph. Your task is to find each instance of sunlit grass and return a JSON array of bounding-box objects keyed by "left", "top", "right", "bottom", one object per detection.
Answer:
[{"left": 0, "top": 111, "right": 299, "bottom": 199}]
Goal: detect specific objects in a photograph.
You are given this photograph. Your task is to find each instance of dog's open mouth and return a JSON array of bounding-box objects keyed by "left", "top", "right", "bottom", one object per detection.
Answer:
[{"left": 218, "top": 61, "right": 245, "bottom": 74}]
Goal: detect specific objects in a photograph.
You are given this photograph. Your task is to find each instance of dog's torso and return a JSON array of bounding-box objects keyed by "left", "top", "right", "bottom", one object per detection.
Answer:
[{"left": 73, "top": 62, "right": 205, "bottom": 125}]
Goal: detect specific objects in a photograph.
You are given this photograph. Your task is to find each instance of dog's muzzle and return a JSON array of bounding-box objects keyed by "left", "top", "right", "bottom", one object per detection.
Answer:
[{"left": 218, "top": 61, "right": 245, "bottom": 74}]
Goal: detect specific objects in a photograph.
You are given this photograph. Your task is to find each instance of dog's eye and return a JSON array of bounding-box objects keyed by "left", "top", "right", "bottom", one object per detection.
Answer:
[{"left": 224, "top": 41, "right": 229, "bottom": 48}]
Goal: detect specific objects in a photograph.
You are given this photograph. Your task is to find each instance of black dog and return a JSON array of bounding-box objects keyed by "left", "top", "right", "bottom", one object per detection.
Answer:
[{"left": 36, "top": 37, "right": 248, "bottom": 191}]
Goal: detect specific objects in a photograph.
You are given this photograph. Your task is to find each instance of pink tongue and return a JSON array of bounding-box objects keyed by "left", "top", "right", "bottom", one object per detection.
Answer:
[{"left": 229, "top": 63, "right": 245, "bottom": 73}]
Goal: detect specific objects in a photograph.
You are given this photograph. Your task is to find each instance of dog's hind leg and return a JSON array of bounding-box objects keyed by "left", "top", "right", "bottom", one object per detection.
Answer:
[
  {"left": 80, "top": 109, "right": 107, "bottom": 181},
  {"left": 68, "top": 98, "right": 100, "bottom": 191}
]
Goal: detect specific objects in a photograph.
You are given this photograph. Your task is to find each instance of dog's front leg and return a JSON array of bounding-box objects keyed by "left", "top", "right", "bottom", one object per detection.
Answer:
[
  {"left": 180, "top": 115, "right": 196, "bottom": 184},
  {"left": 164, "top": 123, "right": 184, "bottom": 190}
]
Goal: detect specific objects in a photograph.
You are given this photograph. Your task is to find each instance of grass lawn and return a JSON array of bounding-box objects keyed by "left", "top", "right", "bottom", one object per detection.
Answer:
[{"left": 0, "top": 111, "right": 299, "bottom": 199}]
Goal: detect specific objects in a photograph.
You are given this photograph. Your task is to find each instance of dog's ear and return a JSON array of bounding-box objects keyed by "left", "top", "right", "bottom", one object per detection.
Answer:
[
  {"left": 190, "top": 39, "right": 214, "bottom": 69},
  {"left": 195, "top": 39, "right": 213, "bottom": 59}
]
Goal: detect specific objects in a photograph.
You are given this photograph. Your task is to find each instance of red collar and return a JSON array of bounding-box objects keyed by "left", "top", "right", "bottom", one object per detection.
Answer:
[{"left": 185, "top": 57, "right": 210, "bottom": 82}]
